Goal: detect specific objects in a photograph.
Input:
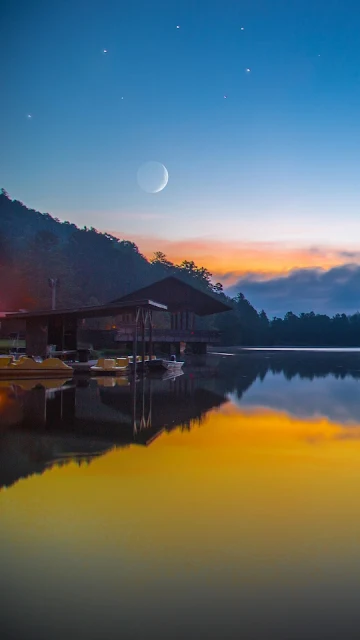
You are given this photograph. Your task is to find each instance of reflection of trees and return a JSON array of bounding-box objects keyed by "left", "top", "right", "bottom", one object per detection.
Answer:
[
  {"left": 0, "top": 426, "right": 114, "bottom": 490},
  {"left": 4, "top": 351, "right": 359, "bottom": 491},
  {"left": 0, "top": 373, "right": 227, "bottom": 490},
  {"left": 216, "top": 351, "right": 360, "bottom": 400}
]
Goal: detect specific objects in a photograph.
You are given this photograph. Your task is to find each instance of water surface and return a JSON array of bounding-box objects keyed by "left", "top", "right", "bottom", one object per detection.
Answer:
[{"left": 2, "top": 351, "right": 360, "bottom": 639}]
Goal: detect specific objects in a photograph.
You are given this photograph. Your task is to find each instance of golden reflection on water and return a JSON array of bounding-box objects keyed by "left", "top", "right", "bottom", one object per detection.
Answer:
[
  {"left": 3, "top": 401, "right": 360, "bottom": 557},
  {"left": 3, "top": 398, "right": 360, "bottom": 638}
]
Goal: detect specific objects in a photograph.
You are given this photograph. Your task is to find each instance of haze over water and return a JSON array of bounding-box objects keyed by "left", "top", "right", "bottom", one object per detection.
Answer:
[{"left": 2, "top": 350, "right": 360, "bottom": 639}]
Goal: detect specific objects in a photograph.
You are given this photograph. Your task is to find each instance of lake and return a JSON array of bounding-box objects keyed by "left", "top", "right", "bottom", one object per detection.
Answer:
[{"left": 2, "top": 349, "right": 360, "bottom": 639}]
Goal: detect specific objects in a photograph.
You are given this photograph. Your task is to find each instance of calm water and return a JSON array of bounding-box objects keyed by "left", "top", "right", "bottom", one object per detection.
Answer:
[{"left": 2, "top": 350, "right": 360, "bottom": 639}]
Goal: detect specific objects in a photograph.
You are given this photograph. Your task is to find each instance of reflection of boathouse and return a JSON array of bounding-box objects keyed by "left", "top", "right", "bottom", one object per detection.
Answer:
[{"left": 0, "top": 372, "right": 226, "bottom": 490}]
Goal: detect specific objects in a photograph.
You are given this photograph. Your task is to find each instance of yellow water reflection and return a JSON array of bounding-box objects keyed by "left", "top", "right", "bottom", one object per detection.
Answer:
[
  {"left": 3, "top": 401, "right": 360, "bottom": 557},
  {"left": 3, "top": 401, "right": 360, "bottom": 638}
]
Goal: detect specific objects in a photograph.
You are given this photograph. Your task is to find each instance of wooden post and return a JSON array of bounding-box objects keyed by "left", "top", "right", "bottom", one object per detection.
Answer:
[
  {"left": 147, "top": 376, "right": 152, "bottom": 428},
  {"left": 149, "top": 310, "right": 153, "bottom": 359},
  {"left": 132, "top": 308, "right": 139, "bottom": 377},
  {"left": 132, "top": 372, "right": 137, "bottom": 435},
  {"left": 26, "top": 317, "right": 48, "bottom": 358},
  {"left": 140, "top": 375, "right": 146, "bottom": 430},
  {"left": 141, "top": 309, "right": 146, "bottom": 372}
]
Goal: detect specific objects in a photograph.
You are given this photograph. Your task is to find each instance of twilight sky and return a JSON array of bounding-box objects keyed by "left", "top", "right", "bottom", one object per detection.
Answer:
[{"left": 2, "top": 0, "right": 360, "bottom": 314}]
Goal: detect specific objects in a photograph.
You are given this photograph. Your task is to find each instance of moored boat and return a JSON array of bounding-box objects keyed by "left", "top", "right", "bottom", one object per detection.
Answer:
[
  {"left": 0, "top": 356, "right": 74, "bottom": 378},
  {"left": 147, "top": 359, "right": 184, "bottom": 372},
  {"left": 90, "top": 357, "right": 129, "bottom": 375}
]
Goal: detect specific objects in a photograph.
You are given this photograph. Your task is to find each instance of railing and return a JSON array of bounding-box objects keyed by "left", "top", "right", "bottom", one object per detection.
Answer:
[{"left": 114, "top": 328, "right": 221, "bottom": 343}]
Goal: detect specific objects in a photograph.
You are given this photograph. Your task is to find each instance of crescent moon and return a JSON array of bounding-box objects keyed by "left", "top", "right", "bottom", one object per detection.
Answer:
[
  {"left": 137, "top": 162, "right": 169, "bottom": 194},
  {"left": 154, "top": 165, "right": 168, "bottom": 193}
]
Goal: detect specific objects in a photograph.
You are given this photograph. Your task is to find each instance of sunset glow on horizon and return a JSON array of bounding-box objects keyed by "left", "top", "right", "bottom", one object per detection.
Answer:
[{"left": 109, "top": 231, "right": 360, "bottom": 283}]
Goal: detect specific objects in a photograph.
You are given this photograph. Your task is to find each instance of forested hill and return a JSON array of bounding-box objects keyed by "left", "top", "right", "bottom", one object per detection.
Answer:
[
  {"left": 4, "top": 188, "right": 360, "bottom": 347},
  {"left": 0, "top": 188, "right": 228, "bottom": 311}
]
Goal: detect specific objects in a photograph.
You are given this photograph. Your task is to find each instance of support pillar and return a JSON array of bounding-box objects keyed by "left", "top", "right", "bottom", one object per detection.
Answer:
[
  {"left": 132, "top": 308, "right": 139, "bottom": 377},
  {"left": 141, "top": 309, "right": 146, "bottom": 372},
  {"left": 26, "top": 317, "right": 48, "bottom": 358},
  {"left": 149, "top": 311, "right": 153, "bottom": 359}
]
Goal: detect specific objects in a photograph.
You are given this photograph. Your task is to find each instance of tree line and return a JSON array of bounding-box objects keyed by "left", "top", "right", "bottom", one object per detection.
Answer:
[{"left": 1, "top": 188, "right": 360, "bottom": 346}]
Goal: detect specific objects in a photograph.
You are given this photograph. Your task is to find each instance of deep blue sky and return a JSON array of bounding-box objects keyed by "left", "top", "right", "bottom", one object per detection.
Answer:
[{"left": 2, "top": 0, "right": 360, "bottom": 251}]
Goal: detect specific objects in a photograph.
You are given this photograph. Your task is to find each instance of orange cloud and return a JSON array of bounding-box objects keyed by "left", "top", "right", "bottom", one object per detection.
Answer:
[{"left": 107, "top": 230, "right": 359, "bottom": 284}]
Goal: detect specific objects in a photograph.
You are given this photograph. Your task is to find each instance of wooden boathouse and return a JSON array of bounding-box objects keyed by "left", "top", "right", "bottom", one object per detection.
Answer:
[
  {"left": 6, "top": 299, "right": 165, "bottom": 365},
  {"left": 5, "top": 276, "right": 231, "bottom": 360},
  {"left": 109, "top": 276, "right": 231, "bottom": 355}
]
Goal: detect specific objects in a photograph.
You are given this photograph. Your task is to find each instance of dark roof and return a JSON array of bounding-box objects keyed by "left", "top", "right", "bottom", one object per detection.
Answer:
[
  {"left": 111, "top": 276, "right": 231, "bottom": 316},
  {"left": 6, "top": 299, "right": 167, "bottom": 321}
]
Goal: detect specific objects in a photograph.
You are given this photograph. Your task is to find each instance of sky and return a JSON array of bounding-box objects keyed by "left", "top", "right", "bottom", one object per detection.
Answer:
[{"left": 2, "top": 0, "right": 360, "bottom": 314}]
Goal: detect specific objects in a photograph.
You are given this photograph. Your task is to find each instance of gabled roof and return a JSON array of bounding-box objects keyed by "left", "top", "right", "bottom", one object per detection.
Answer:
[
  {"left": 6, "top": 299, "right": 167, "bottom": 320},
  {"left": 111, "top": 276, "right": 231, "bottom": 316}
]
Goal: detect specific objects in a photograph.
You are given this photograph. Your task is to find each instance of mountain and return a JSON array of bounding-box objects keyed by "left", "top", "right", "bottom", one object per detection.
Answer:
[
  {"left": 0, "top": 189, "right": 230, "bottom": 307},
  {"left": 0, "top": 188, "right": 277, "bottom": 346}
]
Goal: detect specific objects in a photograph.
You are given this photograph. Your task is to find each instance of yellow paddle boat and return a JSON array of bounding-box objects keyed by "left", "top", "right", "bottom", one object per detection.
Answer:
[
  {"left": 127, "top": 355, "right": 157, "bottom": 364},
  {"left": 90, "top": 357, "right": 129, "bottom": 375},
  {"left": 0, "top": 356, "right": 74, "bottom": 379}
]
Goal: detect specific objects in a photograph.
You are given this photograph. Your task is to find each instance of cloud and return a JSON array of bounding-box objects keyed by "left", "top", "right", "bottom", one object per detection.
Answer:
[
  {"left": 226, "top": 264, "right": 360, "bottom": 317},
  {"left": 106, "top": 231, "right": 360, "bottom": 279},
  {"left": 338, "top": 250, "right": 360, "bottom": 260},
  {"left": 105, "top": 229, "right": 360, "bottom": 315}
]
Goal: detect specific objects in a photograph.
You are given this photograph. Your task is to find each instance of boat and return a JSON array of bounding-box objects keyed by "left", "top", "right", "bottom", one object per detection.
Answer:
[
  {"left": 127, "top": 355, "right": 157, "bottom": 364},
  {"left": 147, "top": 358, "right": 184, "bottom": 372},
  {"left": 149, "top": 369, "right": 184, "bottom": 381},
  {"left": 0, "top": 356, "right": 74, "bottom": 379},
  {"left": 70, "top": 359, "right": 98, "bottom": 373},
  {"left": 90, "top": 357, "right": 129, "bottom": 375}
]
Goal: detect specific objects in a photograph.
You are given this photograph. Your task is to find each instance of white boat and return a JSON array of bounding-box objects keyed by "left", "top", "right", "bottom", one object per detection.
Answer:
[{"left": 147, "top": 359, "right": 184, "bottom": 372}]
